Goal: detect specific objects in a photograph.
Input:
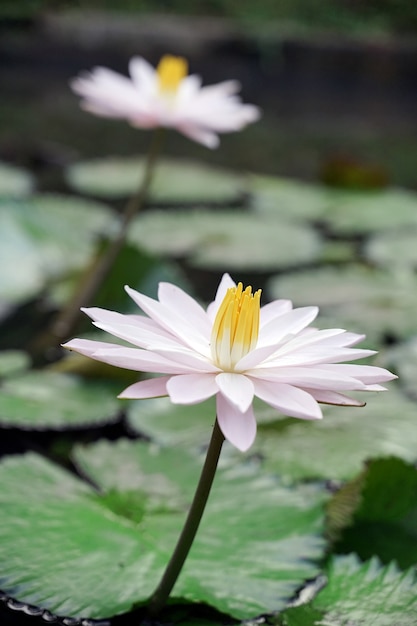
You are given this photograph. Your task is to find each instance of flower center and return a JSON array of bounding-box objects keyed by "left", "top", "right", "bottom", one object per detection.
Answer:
[
  {"left": 211, "top": 282, "right": 261, "bottom": 370},
  {"left": 157, "top": 55, "right": 188, "bottom": 93}
]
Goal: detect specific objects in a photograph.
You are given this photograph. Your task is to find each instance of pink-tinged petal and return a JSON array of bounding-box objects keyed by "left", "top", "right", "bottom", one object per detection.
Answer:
[
  {"left": 248, "top": 366, "right": 366, "bottom": 391},
  {"left": 151, "top": 347, "right": 219, "bottom": 372},
  {"left": 258, "top": 306, "right": 319, "bottom": 348},
  {"left": 363, "top": 384, "right": 388, "bottom": 391},
  {"left": 92, "top": 320, "right": 188, "bottom": 351},
  {"left": 252, "top": 379, "right": 322, "bottom": 420},
  {"left": 235, "top": 343, "right": 284, "bottom": 371},
  {"left": 216, "top": 394, "right": 256, "bottom": 452},
  {"left": 125, "top": 285, "right": 209, "bottom": 353},
  {"left": 260, "top": 299, "right": 292, "bottom": 327},
  {"left": 265, "top": 347, "right": 376, "bottom": 367},
  {"left": 157, "top": 282, "right": 211, "bottom": 334},
  {"left": 316, "top": 364, "right": 397, "bottom": 384},
  {"left": 81, "top": 307, "right": 167, "bottom": 334},
  {"left": 206, "top": 273, "right": 236, "bottom": 320},
  {"left": 89, "top": 346, "right": 198, "bottom": 374},
  {"left": 215, "top": 372, "right": 254, "bottom": 413},
  {"left": 178, "top": 125, "right": 219, "bottom": 149},
  {"left": 303, "top": 388, "right": 366, "bottom": 407},
  {"left": 62, "top": 338, "right": 121, "bottom": 357},
  {"left": 119, "top": 376, "right": 170, "bottom": 399},
  {"left": 128, "top": 56, "right": 156, "bottom": 91},
  {"left": 166, "top": 373, "right": 218, "bottom": 404}
]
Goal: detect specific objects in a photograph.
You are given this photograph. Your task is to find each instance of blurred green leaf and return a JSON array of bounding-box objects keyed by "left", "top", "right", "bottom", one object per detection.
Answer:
[
  {"left": 0, "top": 370, "right": 122, "bottom": 428},
  {"left": 0, "top": 440, "right": 327, "bottom": 619},
  {"left": 66, "top": 157, "right": 245, "bottom": 205},
  {"left": 0, "top": 161, "right": 34, "bottom": 197}
]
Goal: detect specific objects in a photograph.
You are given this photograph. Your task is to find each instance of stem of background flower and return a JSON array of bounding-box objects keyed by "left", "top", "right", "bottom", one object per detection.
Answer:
[
  {"left": 31, "top": 129, "right": 164, "bottom": 362},
  {"left": 147, "top": 418, "right": 225, "bottom": 618}
]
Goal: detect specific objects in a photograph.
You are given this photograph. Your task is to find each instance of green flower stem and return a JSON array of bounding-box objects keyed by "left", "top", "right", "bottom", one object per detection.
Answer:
[
  {"left": 147, "top": 418, "right": 225, "bottom": 617},
  {"left": 31, "top": 129, "right": 164, "bottom": 361}
]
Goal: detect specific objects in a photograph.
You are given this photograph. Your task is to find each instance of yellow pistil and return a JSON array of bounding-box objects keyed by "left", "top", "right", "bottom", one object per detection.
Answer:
[
  {"left": 157, "top": 55, "right": 188, "bottom": 93},
  {"left": 211, "top": 282, "right": 261, "bottom": 370}
]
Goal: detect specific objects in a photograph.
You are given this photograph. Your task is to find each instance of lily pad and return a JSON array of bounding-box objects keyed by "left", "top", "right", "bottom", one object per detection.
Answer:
[
  {"left": 268, "top": 265, "right": 417, "bottom": 345},
  {"left": 0, "top": 195, "right": 115, "bottom": 304},
  {"left": 322, "top": 187, "right": 417, "bottom": 235},
  {"left": 0, "top": 441, "right": 327, "bottom": 619},
  {"left": 0, "top": 350, "right": 30, "bottom": 378},
  {"left": 129, "top": 210, "right": 322, "bottom": 271},
  {"left": 380, "top": 337, "right": 417, "bottom": 399},
  {"left": 279, "top": 555, "right": 417, "bottom": 626},
  {"left": 0, "top": 162, "right": 34, "bottom": 197},
  {"left": 128, "top": 386, "right": 417, "bottom": 482},
  {"left": 255, "top": 386, "right": 417, "bottom": 482},
  {"left": 364, "top": 228, "right": 417, "bottom": 269},
  {"left": 250, "top": 175, "right": 330, "bottom": 221},
  {"left": 0, "top": 370, "right": 122, "bottom": 429},
  {"left": 329, "top": 458, "right": 417, "bottom": 569},
  {"left": 66, "top": 157, "right": 245, "bottom": 206}
]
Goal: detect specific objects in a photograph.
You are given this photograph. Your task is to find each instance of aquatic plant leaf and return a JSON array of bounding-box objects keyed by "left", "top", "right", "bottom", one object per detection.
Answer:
[
  {"left": 0, "top": 370, "right": 122, "bottom": 428},
  {"left": 279, "top": 555, "right": 417, "bottom": 626},
  {"left": 66, "top": 157, "right": 245, "bottom": 205},
  {"left": 0, "top": 440, "right": 327, "bottom": 619}
]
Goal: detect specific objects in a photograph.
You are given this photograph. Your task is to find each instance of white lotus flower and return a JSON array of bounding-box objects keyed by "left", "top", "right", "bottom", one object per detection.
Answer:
[
  {"left": 70, "top": 55, "right": 261, "bottom": 148},
  {"left": 63, "top": 274, "right": 396, "bottom": 452}
]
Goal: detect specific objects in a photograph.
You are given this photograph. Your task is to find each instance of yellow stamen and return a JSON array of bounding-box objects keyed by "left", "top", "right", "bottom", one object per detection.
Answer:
[
  {"left": 211, "top": 282, "right": 261, "bottom": 370},
  {"left": 156, "top": 55, "right": 188, "bottom": 93}
]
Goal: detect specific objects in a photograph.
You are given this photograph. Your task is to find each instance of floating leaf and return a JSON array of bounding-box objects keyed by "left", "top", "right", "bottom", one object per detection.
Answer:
[
  {"left": 251, "top": 175, "right": 329, "bottom": 221},
  {"left": 381, "top": 337, "right": 417, "bottom": 399},
  {"left": 255, "top": 387, "right": 417, "bottom": 482},
  {"left": 322, "top": 187, "right": 417, "bottom": 235},
  {"left": 365, "top": 228, "right": 417, "bottom": 269},
  {"left": 0, "top": 370, "right": 122, "bottom": 429},
  {"left": 0, "top": 441, "right": 327, "bottom": 620},
  {"left": 0, "top": 162, "right": 34, "bottom": 197},
  {"left": 279, "top": 555, "right": 417, "bottom": 626},
  {"left": 129, "top": 209, "right": 322, "bottom": 271},
  {"left": 0, "top": 195, "right": 115, "bottom": 303},
  {"left": 0, "top": 350, "right": 30, "bottom": 378},
  {"left": 330, "top": 458, "right": 417, "bottom": 568},
  {"left": 66, "top": 157, "right": 245, "bottom": 205},
  {"left": 268, "top": 265, "right": 417, "bottom": 345}
]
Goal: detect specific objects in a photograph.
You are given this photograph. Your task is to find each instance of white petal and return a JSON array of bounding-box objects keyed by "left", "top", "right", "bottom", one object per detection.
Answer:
[
  {"left": 258, "top": 307, "right": 319, "bottom": 348},
  {"left": 206, "top": 274, "right": 236, "bottom": 321},
  {"left": 215, "top": 372, "right": 254, "bottom": 413},
  {"left": 119, "top": 376, "right": 170, "bottom": 399},
  {"left": 63, "top": 338, "right": 119, "bottom": 357},
  {"left": 235, "top": 343, "right": 284, "bottom": 371},
  {"left": 167, "top": 373, "right": 218, "bottom": 404},
  {"left": 252, "top": 379, "right": 322, "bottom": 420},
  {"left": 125, "top": 285, "right": 209, "bottom": 353},
  {"left": 249, "top": 366, "right": 366, "bottom": 391},
  {"left": 216, "top": 394, "right": 256, "bottom": 452},
  {"left": 316, "top": 364, "right": 397, "bottom": 384},
  {"left": 178, "top": 125, "right": 219, "bottom": 149},
  {"left": 260, "top": 299, "right": 293, "bottom": 327},
  {"left": 152, "top": 347, "right": 219, "bottom": 372},
  {"left": 157, "top": 282, "right": 211, "bottom": 334},
  {"left": 265, "top": 346, "right": 376, "bottom": 367},
  {"left": 304, "top": 388, "right": 366, "bottom": 407},
  {"left": 91, "top": 347, "right": 198, "bottom": 374}
]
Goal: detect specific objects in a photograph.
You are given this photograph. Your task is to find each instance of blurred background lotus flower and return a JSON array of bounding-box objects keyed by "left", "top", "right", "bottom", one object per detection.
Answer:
[
  {"left": 70, "top": 54, "right": 261, "bottom": 148},
  {"left": 63, "top": 274, "right": 396, "bottom": 452}
]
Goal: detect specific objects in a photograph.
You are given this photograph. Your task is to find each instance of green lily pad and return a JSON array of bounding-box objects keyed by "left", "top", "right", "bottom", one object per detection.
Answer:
[
  {"left": 129, "top": 209, "right": 322, "bottom": 271},
  {"left": 0, "top": 350, "right": 30, "bottom": 378},
  {"left": 0, "top": 195, "right": 115, "bottom": 303},
  {"left": 268, "top": 265, "right": 417, "bottom": 346},
  {"left": 0, "top": 441, "right": 327, "bottom": 619},
  {"left": 322, "top": 187, "right": 417, "bottom": 235},
  {"left": 0, "top": 161, "right": 34, "bottom": 197},
  {"left": 364, "top": 228, "right": 417, "bottom": 269},
  {"left": 279, "top": 555, "right": 417, "bottom": 626},
  {"left": 380, "top": 337, "right": 417, "bottom": 399},
  {"left": 250, "top": 175, "right": 330, "bottom": 221},
  {"left": 129, "top": 386, "right": 417, "bottom": 483},
  {"left": 0, "top": 370, "right": 122, "bottom": 429},
  {"left": 66, "top": 157, "right": 245, "bottom": 205},
  {"left": 329, "top": 457, "right": 417, "bottom": 569}
]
